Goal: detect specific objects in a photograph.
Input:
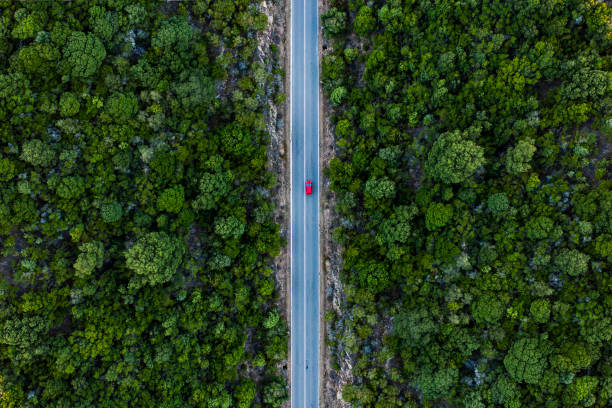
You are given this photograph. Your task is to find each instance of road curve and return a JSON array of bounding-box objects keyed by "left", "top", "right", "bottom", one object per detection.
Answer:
[{"left": 290, "top": 0, "right": 320, "bottom": 406}]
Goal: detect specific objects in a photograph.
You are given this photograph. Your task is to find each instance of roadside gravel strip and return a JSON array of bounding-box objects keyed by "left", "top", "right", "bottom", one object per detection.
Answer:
[{"left": 290, "top": 0, "right": 320, "bottom": 406}]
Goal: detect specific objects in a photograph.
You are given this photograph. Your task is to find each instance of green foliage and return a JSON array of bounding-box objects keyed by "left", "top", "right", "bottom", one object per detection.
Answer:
[
  {"left": 353, "top": 6, "right": 376, "bottom": 37},
  {"left": 321, "top": 7, "right": 346, "bottom": 38},
  {"left": 215, "top": 215, "right": 246, "bottom": 240},
  {"left": 526, "top": 216, "right": 554, "bottom": 240},
  {"left": 100, "top": 201, "right": 122, "bottom": 223},
  {"left": 0, "top": 2, "right": 287, "bottom": 406},
  {"left": 490, "top": 375, "right": 520, "bottom": 408},
  {"left": 74, "top": 241, "right": 104, "bottom": 278},
  {"left": 88, "top": 6, "right": 118, "bottom": 42},
  {"left": 364, "top": 176, "right": 395, "bottom": 200},
  {"left": 323, "top": 0, "right": 611, "bottom": 406},
  {"left": 472, "top": 294, "right": 504, "bottom": 324},
  {"left": 504, "top": 338, "right": 549, "bottom": 384},
  {"left": 125, "top": 232, "right": 185, "bottom": 289},
  {"left": 56, "top": 176, "right": 85, "bottom": 199},
  {"left": 59, "top": 92, "right": 80, "bottom": 117},
  {"left": 20, "top": 139, "right": 56, "bottom": 168},
  {"left": 157, "top": 185, "right": 185, "bottom": 214},
  {"left": 563, "top": 376, "right": 598, "bottom": 407},
  {"left": 152, "top": 16, "right": 192, "bottom": 50},
  {"left": 104, "top": 92, "right": 138, "bottom": 122},
  {"left": 11, "top": 9, "right": 46, "bottom": 40},
  {"left": 425, "top": 202, "right": 453, "bottom": 230},
  {"left": 262, "top": 377, "right": 288, "bottom": 406},
  {"left": 487, "top": 192, "right": 510, "bottom": 214},
  {"left": 529, "top": 298, "right": 550, "bottom": 323},
  {"left": 554, "top": 248, "right": 590, "bottom": 276},
  {"left": 425, "top": 130, "right": 485, "bottom": 184},
  {"left": 417, "top": 368, "right": 458, "bottom": 400},
  {"left": 62, "top": 31, "right": 106, "bottom": 78},
  {"left": 506, "top": 138, "right": 537, "bottom": 174}
]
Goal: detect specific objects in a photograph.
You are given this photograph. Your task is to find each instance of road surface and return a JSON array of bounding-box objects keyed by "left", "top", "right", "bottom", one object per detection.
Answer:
[{"left": 290, "top": 0, "right": 320, "bottom": 406}]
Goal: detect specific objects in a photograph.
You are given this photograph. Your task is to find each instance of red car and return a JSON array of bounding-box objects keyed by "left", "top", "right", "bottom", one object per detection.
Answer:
[{"left": 305, "top": 180, "right": 313, "bottom": 195}]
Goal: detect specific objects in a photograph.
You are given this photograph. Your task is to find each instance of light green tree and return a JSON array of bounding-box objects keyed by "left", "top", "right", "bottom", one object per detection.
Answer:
[
  {"left": 20, "top": 139, "right": 56, "bottom": 168},
  {"left": 506, "top": 138, "right": 536, "bottom": 174},
  {"left": 504, "top": 338, "right": 549, "bottom": 384},
  {"left": 425, "top": 130, "right": 485, "bottom": 184},
  {"left": 62, "top": 31, "right": 106, "bottom": 78},
  {"left": 101, "top": 201, "right": 123, "bottom": 223},
  {"left": 214, "top": 216, "right": 246, "bottom": 240},
  {"left": 488, "top": 192, "right": 510, "bottom": 214},
  {"left": 59, "top": 92, "right": 80, "bottom": 117},
  {"left": 554, "top": 248, "right": 590, "bottom": 276},
  {"left": 425, "top": 202, "right": 453, "bottom": 231},
  {"left": 364, "top": 176, "right": 396, "bottom": 200},
  {"left": 417, "top": 368, "right": 458, "bottom": 400},
  {"left": 152, "top": 16, "right": 193, "bottom": 50},
  {"left": 321, "top": 7, "right": 346, "bottom": 38},
  {"left": 157, "top": 185, "right": 185, "bottom": 214},
  {"left": 125, "top": 232, "right": 185, "bottom": 289},
  {"left": 74, "top": 241, "right": 104, "bottom": 279}
]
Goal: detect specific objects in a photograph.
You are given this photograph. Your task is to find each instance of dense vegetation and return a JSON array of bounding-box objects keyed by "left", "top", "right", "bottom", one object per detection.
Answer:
[
  {"left": 0, "top": 0, "right": 288, "bottom": 407},
  {"left": 321, "top": 0, "right": 611, "bottom": 407}
]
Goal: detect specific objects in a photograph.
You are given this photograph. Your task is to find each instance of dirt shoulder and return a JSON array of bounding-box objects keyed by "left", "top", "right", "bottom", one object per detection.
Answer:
[
  {"left": 258, "top": 0, "right": 291, "bottom": 405},
  {"left": 319, "top": 0, "right": 352, "bottom": 406}
]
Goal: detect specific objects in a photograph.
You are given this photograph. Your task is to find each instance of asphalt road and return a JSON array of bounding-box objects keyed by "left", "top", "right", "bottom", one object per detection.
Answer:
[{"left": 290, "top": 0, "right": 320, "bottom": 406}]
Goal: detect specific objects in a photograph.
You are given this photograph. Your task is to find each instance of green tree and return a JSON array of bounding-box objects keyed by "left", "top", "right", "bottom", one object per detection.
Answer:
[
  {"left": 172, "top": 70, "right": 215, "bottom": 110},
  {"left": 550, "top": 343, "right": 593, "bottom": 373},
  {"left": 234, "top": 379, "right": 256, "bottom": 408},
  {"left": 214, "top": 216, "right": 246, "bottom": 240},
  {"left": 506, "top": 138, "right": 536, "bottom": 174},
  {"left": 554, "top": 248, "right": 590, "bottom": 277},
  {"left": 152, "top": 16, "right": 192, "bottom": 50},
  {"left": 395, "top": 307, "right": 437, "bottom": 347},
  {"left": 472, "top": 294, "right": 505, "bottom": 324},
  {"left": 488, "top": 192, "right": 510, "bottom": 214},
  {"left": 20, "top": 139, "right": 56, "bottom": 168},
  {"left": 425, "top": 130, "right": 485, "bottom": 184},
  {"left": 563, "top": 376, "right": 598, "bottom": 407},
  {"left": 490, "top": 375, "right": 521, "bottom": 408},
  {"left": 354, "top": 6, "right": 376, "bottom": 36},
  {"left": 425, "top": 202, "right": 453, "bottom": 230},
  {"left": 105, "top": 92, "right": 138, "bottom": 122},
  {"left": 74, "top": 241, "right": 104, "bottom": 279},
  {"left": 125, "top": 232, "right": 185, "bottom": 289},
  {"left": 101, "top": 201, "right": 123, "bottom": 223},
  {"left": 330, "top": 86, "right": 347, "bottom": 106},
  {"left": 417, "top": 368, "right": 458, "bottom": 400},
  {"left": 364, "top": 176, "right": 396, "bottom": 200},
  {"left": 62, "top": 31, "right": 106, "bottom": 78},
  {"left": 59, "top": 92, "right": 80, "bottom": 117},
  {"left": 526, "top": 216, "right": 554, "bottom": 240},
  {"left": 320, "top": 7, "right": 346, "bottom": 38},
  {"left": 0, "top": 157, "right": 16, "bottom": 182},
  {"left": 193, "top": 171, "right": 234, "bottom": 211},
  {"left": 157, "top": 185, "right": 185, "bottom": 214},
  {"left": 88, "top": 6, "right": 118, "bottom": 42},
  {"left": 11, "top": 9, "right": 46, "bottom": 40},
  {"left": 263, "top": 377, "right": 288, "bottom": 407},
  {"left": 529, "top": 298, "right": 550, "bottom": 323},
  {"left": 56, "top": 176, "right": 85, "bottom": 199},
  {"left": 504, "top": 338, "right": 549, "bottom": 384}
]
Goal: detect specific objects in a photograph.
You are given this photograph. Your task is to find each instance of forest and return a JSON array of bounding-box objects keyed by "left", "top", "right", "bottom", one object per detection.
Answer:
[
  {"left": 321, "top": 0, "right": 612, "bottom": 407},
  {"left": 0, "top": 0, "right": 288, "bottom": 407}
]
